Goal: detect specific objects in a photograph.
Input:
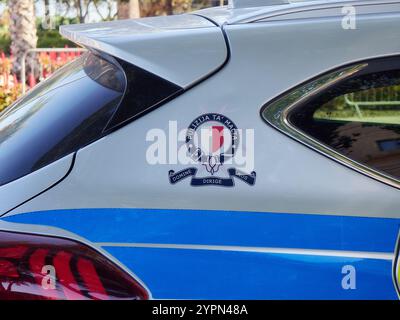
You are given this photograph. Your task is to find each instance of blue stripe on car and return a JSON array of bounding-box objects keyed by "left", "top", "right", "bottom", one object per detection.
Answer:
[
  {"left": 3, "top": 208, "right": 399, "bottom": 299},
  {"left": 3, "top": 208, "right": 400, "bottom": 252},
  {"left": 104, "top": 246, "right": 397, "bottom": 299}
]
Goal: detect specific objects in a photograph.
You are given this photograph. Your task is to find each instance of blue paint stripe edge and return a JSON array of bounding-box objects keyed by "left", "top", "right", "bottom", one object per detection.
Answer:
[{"left": 2, "top": 208, "right": 400, "bottom": 253}]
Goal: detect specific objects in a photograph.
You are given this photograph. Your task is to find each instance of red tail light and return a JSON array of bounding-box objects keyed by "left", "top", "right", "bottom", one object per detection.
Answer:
[{"left": 0, "top": 231, "right": 149, "bottom": 300}]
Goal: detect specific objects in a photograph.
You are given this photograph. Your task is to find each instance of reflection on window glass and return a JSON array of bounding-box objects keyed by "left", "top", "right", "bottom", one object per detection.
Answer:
[
  {"left": 289, "top": 67, "right": 400, "bottom": 181},
  {"left": 0, "top": 53, "right": 126, "bottom": 186},
  {"left": 314, "top": 84, "right": 400, "bottom": 125}
]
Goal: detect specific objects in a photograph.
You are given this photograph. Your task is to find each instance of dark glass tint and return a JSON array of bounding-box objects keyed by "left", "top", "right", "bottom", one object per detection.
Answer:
[
  {"left": 289, "top": 61, "right": 400, "bottom": 181},
  {"left": 105, "top": 59, "right": 182, "bottom": 131},
  {"left": 0, "top": 52, "right": 126, "bottom": 186}
]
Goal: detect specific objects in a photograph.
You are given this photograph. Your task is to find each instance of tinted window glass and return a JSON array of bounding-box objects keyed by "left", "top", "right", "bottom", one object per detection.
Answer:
[
  {"left": 105, "top": 59, "right": 182, "bottom": 131},
  {"left": 289, "top": 60, "right": 400, "bottom": 181},
  {"left": 0, "top": 52, "right": 125, "bottom": 186}
]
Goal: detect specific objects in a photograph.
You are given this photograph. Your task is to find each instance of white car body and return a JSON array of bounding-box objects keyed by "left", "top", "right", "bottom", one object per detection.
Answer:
[{"left": 1, "top": 0, "right": 400, "bottom": 299}]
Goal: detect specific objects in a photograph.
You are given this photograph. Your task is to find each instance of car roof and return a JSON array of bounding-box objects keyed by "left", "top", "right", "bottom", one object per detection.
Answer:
[
  {"left": 60, "top": 0, "right": 399, "bottom": 85},
  {"left": 194, "top": 0, "right": 400, "bottom": 25}
]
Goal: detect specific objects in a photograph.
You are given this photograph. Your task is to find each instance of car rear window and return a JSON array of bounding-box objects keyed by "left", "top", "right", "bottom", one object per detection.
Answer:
[{"left": 0, "top": 52, "right": 125, "bottom": 186}]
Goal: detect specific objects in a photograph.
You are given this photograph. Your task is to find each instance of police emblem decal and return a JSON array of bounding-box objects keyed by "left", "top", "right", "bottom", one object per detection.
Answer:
[{"left": 168, "top": 113, "right": 256, "bottom": 187}]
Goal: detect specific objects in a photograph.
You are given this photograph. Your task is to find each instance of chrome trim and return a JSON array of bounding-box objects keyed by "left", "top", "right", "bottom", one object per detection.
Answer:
[
  {"left": 261, "top": 62, "right": 400, "bottom": 190},
  {"left": 96, "top": 242, "right": 394, "bottom": 260}
]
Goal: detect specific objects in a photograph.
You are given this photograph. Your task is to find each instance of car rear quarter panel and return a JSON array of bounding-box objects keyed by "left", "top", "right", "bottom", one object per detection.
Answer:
[{"left": 3, "top": 12, "right": 400, "bottom": 299}]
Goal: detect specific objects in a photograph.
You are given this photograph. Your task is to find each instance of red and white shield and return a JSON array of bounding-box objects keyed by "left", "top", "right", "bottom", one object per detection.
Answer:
[{"left": 211, "top": 126, "right": 225, "bottom": 153}]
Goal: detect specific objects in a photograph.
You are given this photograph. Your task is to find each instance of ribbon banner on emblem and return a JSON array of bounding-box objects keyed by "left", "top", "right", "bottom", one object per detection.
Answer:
[{"left": 168, "top": 168, "right": 256, "bottom": 187}]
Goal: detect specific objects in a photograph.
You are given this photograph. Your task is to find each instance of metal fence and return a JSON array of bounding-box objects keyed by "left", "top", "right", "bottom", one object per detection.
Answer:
[
  {"left": 21, "top": 48, "right": 87, "bottom": 94},
  {"left": 344, "top": 87, "right": 400, "bottom": 117}
]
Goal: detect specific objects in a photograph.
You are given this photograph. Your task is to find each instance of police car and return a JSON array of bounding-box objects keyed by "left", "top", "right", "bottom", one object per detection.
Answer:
[{"left": 1, "top": 0, "right": 400, "bottom": 300}]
